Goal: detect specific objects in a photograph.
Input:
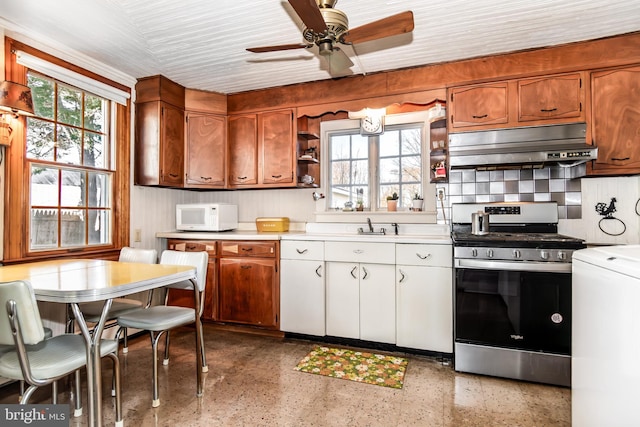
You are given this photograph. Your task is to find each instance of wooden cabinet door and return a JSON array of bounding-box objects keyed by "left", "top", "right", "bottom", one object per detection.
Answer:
[
  {"left": 518, "top": 73, "right": 584, "bottom": 122},
  {"left": 185, "top": 113, "right": 226, "bottom": 188},
  {"left": 166, "top": 240, "right": 218, "bottom": 320},
  {"left": 218, "top": 257, "right": 278, "bottom": 328},
  {"left": 449, "top": 83, "right": 509, "bottom": 129},
  {"left": 590, "top": 66, "right": 640, "bottom": 175},
  {"left": 159, "top": 102, "right": 184, "bottom": 186},
  {"left": 228, "top": 114, "right": 258, "bottom": 186},
  {"left": 260, "top": 109, "right": 295, "bottom": 185}
]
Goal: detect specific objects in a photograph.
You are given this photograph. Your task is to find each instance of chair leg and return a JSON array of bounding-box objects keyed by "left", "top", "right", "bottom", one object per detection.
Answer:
[
  {"left": 198, "top": 322, "right": 208, "bottom": 373},
  {"left": 73, "top": 370, "right": 83, "bottom": 417},
  {"left": 20, "top": 385, "right": 38, "bottom": 404},
  {"left": 52, "top": 380, "right": 58, "bottom": 404},
  {"left": 150, "top": 331, "right": 164, "bottom": 407},
  {"left": 122, "top": 327, "right": 129, "bottom": 354},
  {"left": 106, "top": 352, "right": 122, "bottom": 427},
  {"left": 163, "top": 331, "right": 170, "bottom": 366}
]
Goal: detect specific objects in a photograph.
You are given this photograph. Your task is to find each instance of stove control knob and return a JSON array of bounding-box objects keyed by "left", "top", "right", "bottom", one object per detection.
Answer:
[
  {"left": 486, "top": 249, "right": 494, "bottom": 258},
  {"left": 540, "top": 250, "right": 550, "bottom": 260},
  {"left": 513, "top": 250, "right": 521, "bottom": 259},
  {"left": 557, "top": 251, "right": 567, "bottom": 261},
  {"left": 471, "top": 248, "right": 478, "bottom": 257}
]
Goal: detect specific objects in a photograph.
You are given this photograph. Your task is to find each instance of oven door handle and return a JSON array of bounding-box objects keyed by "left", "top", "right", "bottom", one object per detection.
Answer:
[{"left": 455, "top": 258, "right": 572, "bottom": 273}]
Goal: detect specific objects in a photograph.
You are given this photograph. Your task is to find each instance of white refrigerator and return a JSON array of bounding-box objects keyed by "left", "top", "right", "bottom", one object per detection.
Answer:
[{"left": 572, "top": 245, "right": 640, "bottom": 427}]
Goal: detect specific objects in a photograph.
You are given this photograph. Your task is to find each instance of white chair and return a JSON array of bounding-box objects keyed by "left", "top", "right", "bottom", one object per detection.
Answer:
[
  {"left": 116, "top": 250, "right": 208, "bottom": 408},
  {"left": 77, "top": 247, "right": 158, "bottom": 352},
  {"left": 0, "top": 280, "right": 122, "bottom": 425}
]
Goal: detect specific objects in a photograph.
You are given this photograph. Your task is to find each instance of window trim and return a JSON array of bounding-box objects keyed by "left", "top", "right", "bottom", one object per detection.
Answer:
[{"left": 3, "top": 37, "right": 130, "bottom": 262}]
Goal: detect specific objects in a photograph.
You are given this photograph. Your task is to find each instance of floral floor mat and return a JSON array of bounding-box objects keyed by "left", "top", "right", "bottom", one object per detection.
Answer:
[{"left": 294, "top": 346, "right": 409, "bottom": 389}]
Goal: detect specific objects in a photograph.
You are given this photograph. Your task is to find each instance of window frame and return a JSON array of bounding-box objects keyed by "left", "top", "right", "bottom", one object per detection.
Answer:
[
  {"left": 321, "top": 111, "right": 431, "bottom": 213},
  {"left": 4, "top": 37, "right": 131, "bottom": 262}
]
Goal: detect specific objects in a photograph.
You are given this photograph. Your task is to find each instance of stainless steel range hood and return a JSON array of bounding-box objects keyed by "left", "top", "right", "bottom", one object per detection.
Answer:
[{"left": 448, "top": 123, "right": 596, "bottom": 171}]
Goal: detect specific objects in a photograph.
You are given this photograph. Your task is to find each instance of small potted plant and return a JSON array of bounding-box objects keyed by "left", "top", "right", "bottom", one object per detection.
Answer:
[
  {"left": 386, "top": 192, "right": 399, "bottom": 211},
  {"left": 412, "top": 193, "right": 423, "bottom": 211}
]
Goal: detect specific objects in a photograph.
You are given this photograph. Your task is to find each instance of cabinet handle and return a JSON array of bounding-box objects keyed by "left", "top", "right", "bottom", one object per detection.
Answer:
[
  {"left": 186, "top": 245, "right": 197, "bottom": 250},
  {"left": 242, "top": 247, "right": 253, "bottom": 252},
  {"left": 362, "top": 267, "right": 368, "bottom": 280},
  {"left": 296, "top": 248, "right": 308, "bottom": 254},
  {"left": 540, "top": 108, "right": 558, "bottom": 113},
  {"left": 241, "top": 265, "right": 252, "bottom": 270},
  {"left": 611, "top": 157, "right": 631, "bottom": 161},
  {"left": 272, "top": 174, "right": 282, "bottom": 179},
  {"left": 237, "top": 176, "right": 247, "bottom": 180},
  {"left": 201, "top": 176, "right": 212, "bottom": 181},
  {"left": 416, "top": 253, "right": 432, "bottom": 260},
  {"left": 315, "top": 265, "right": 322, "bottom": 278},
  {"left": 399, "top": 269, "right": 406, "bottom": 283},
  {"left": 353, "top": 249, "right": 364, "bottom": 254},
  {"left": 350, "top": 266, "right": 358, "bottom": 279},
  {"left": 169, "top": 173, "right": 178, "bottom": 178},
  {"left": 472, "top": 114, "right": 488, "bottom": 119}
]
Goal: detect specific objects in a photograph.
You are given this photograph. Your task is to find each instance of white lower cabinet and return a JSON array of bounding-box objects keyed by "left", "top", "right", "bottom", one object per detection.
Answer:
[
  {"left": 280, "top": 241, "right": 325, "bottom": 336},
  {"left": 396, "top": 243, "right": 453, "bottom": 352},
  {"left": 325, "top": 241, "right": 396, "bottom": 344}
]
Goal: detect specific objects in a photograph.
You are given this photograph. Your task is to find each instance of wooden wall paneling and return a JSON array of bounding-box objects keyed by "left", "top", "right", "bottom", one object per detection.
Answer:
[{"left": 185, "top": 88, "right": 227, "bottom": 115}]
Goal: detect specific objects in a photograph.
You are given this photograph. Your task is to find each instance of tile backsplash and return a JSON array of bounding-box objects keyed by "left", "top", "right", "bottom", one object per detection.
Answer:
[{"left": 436, "top": 165, "right": 584, "bottom": 221}]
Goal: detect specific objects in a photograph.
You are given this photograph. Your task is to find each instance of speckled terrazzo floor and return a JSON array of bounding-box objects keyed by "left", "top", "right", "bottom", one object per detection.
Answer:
[{"left": 0, "top": 324, "right": 571, "bottom": 426}]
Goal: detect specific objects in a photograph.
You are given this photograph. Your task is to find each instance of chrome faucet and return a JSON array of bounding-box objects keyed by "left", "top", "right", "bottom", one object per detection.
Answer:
[
  {"left": 358, "top": 218, "right": 386, "bottom": 235},
  {"left": 367, "top": 217, "right": 374, "bottom": 232}
]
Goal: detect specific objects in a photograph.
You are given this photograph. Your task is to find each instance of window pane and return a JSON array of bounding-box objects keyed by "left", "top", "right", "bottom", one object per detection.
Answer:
[
  {"left": 332, "top": 160, "right": 351, "bottom": 185},
  {"left": 28, "top": 74, "right": 54, "bottom": 120},
  {"left": 61, "top": 209, "right": 85, "bottom": 247},
  {"left": 331, "top": 135, "right": 351, "bottom": 160},
  {"left": 30, "top": 166, "right": 59, "bottom": 206},
  {"left": 402, "top": 155, "right": 422, "bottom": 182},
  {"left": 26, "top": 118, "right": 55, "bottom": 161},
  {"left": 57, "top": 85, "right": 82, "bottom": 127},
  {"left": 56, "top": 124, "right": 81, "bottom": 164},
  {"left": 351, "top": 135, "right": 368, "bottom": 159},
  {"left": 352, "top": 160, "right": 368, "bottom": 184},
  {"left": 380, "top": 131, "right": 400, "bottom": 157},
  {"left": 85, "top": 94, "right": 106, "bottom": 132},
  {"left": 88, "top": 209, "right": 110, "bottom": 245},
  {"left": 380, "top": 158, "right": 400, "bottom": 184},
  {"left": 88, "top": 172, "right": 110, "bottom": 208},
  {"left": 84, "top": 131, "right": 105, "bottom": 168},
  {"left": 61, "top": 169, "right": 85, "bottom": 207},
  {"left": 401, "top": 129, "right": 422, "bottom": 155},
  {"left": 31, "top": 209, "right": 58, "bottom": 249}
]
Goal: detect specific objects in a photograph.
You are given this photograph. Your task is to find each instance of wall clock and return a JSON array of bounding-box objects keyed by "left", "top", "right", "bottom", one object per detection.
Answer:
[{"left": 360, "top": 115, "right": 384, "bottom": 135}]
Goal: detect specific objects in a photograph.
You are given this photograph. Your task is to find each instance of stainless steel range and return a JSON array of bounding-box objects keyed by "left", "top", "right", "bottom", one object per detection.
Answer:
[{"left": 451, "top": 202, "right": 585, "bottom": 387}]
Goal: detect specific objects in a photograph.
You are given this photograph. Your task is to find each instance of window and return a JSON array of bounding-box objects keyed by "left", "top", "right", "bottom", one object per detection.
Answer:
[
  {"left": 4, "top": 37, "right": 131, "bottom": 261},
  {"left": 325, "top": 113, "right": 427, "bottom": 211},
  {"left": 26, "top": 72, "right": 113, "bottom": 250}
]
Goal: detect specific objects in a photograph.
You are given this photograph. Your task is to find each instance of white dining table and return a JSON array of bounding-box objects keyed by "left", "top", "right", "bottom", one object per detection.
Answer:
[{"left": 0, "top": 258, "right": 201, "bottom": 427}]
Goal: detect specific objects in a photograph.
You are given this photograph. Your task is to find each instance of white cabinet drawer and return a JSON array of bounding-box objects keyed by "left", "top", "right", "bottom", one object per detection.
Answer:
[
  {"left": 396, "top": 243, "right": 452, "bottom": 267},
  {"left": 325, "top": 241, "right": 395, "bottom": 264},
  {"left": 281, "top": 240, "right": 325, "bottom": 260}
]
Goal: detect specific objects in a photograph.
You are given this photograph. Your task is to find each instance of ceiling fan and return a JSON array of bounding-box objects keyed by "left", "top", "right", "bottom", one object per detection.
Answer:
[{"left": 246, "top": 0, "right": 414, "bottom": 74}]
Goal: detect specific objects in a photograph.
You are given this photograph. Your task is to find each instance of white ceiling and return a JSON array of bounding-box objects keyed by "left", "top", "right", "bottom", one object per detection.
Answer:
[{"left": 1, "top": 0, "right": 640, "bottom": 94}]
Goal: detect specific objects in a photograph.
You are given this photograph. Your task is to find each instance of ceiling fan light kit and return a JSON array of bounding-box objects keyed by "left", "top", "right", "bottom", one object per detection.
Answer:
[{"left": 246, "top": 0, "right": 414, "bottom": 75}]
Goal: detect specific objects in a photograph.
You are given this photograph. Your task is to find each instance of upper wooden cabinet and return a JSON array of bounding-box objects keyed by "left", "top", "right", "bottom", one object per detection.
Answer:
[
  {"left": 184, "top": 88, "right": 227, "bottom": 189},
  {"left": 228, "top": 109, "right": 296, "bottom": 188},
  {"left": 449, "top": 82, "right": 509, "bottom": 129},
  {"left": 185, "top": 113, "right": 226, "bottom": 188},
  {"left": 589, "top": 65, "right": 640, "bottom": 176},
  {"left": 518, "top": 74, "right": 583, "bottom": 122},
  {"left": 134, "top": 76, "right": 185, "bottom": 187},
  {"left": 449, "top": 73, "right": 585, "bottom": 131}
]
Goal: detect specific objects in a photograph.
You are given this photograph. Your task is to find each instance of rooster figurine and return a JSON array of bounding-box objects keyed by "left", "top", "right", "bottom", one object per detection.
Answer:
[{"left": 595, "top": 197, "right": 617, "bottom": 218}]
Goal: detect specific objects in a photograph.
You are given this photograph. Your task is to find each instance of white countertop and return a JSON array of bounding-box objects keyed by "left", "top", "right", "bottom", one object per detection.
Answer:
[{"left": 156, "top": 222, "right": 451, "bottom": 244}]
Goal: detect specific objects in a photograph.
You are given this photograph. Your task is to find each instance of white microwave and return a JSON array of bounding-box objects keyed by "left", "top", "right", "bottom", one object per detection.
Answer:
[{"left": 176, "top": 203, "right": 238, "bottom": 231}]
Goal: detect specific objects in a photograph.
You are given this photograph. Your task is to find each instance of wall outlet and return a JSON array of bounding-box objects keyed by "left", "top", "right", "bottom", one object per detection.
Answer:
[
  {"left": 134, "top": 228, "right": 142, "bottom": 242},
  {"left": 436, "top": 187, "right": 446, "bottom": 200}
]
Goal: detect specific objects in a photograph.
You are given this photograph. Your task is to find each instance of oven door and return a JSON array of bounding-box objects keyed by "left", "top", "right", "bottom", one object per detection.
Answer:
[{"left": 454, "top": 259, "right": 571, "bottom": 355}]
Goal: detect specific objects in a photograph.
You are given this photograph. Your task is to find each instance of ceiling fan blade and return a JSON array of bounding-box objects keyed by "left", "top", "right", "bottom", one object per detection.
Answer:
[
  {"left": 247, "top": 43, "right": 310, "bottom": 53},
  {"left": 289, "top": 0, "right": 327, "bottom": 33},
  {"left": 326, "top": 47, "right": 354, "bottom": 72},
  {"left": 341, "top": 11, "right": 414, "bottom": 45}
]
